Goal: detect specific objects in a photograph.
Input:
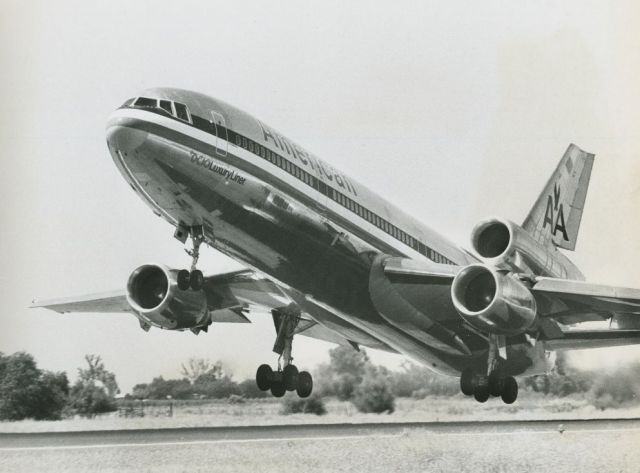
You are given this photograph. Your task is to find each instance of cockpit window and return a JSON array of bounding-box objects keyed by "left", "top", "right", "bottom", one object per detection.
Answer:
[
  {"left": 133, "top": 97, "right": 157, "bottom": 108},
  {"left": 158, "top": 100, "right": 173, "bottom": 114},
  {"left": 174, "top": 102, "right": 190, "bottom": 122}
]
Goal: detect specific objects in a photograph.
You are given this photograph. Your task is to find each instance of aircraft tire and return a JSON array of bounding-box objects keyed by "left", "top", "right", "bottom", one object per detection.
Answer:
[
  {"left": 270, "top": 380, "right": 286, "bottom": 398},
  {"left": 474, "top": 390, "right": 490, "bottom": 403},
  {"left": 296, "top": 371, "right": 313, "bottom": 398},
  {"left": 501, "top": 376, "right": 518, "bottom": 404},
  {"left": 488, "top": 372, "right": 505, "bottom": 397},
  {"left": 177, "top": 270, "right": 190, "bottom": 290},
  {"left": 473, "top": 374, "right": 490, "bottom": 402},
  {"left": 256, "top": 364, "right": 273, "bottom": 391},
  {"left": 283, "top": 364, "right": 299, "bottom": 391},
  {"left": 190, "top": 269, "right": 204, "bottom": 290},
  {"left": 460, "top": 368, "right": 475, "bottom": 396}
]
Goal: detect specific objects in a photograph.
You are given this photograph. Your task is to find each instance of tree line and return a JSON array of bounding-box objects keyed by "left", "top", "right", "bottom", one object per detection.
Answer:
[{"left": 2, "top": 347, "right": 639, "bottom": 421}]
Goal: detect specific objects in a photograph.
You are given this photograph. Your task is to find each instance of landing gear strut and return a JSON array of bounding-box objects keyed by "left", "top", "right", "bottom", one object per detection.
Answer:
[
  {"left": 176, "top": 225, "right": 205, "bottom": 291},
  {"left": 460, "top": 334, "right": 519, "bottom": 404},
  {"left": 255, "top": 304, "right": 313, "bottom": 398}
]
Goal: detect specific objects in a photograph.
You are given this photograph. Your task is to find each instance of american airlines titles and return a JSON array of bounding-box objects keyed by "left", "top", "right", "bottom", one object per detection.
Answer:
[
  {"left": 190, "top": 151, "right": 246, "bottom": 184},
  {"left": 258, "top": 121, "right": 358, "bottom": 197}
]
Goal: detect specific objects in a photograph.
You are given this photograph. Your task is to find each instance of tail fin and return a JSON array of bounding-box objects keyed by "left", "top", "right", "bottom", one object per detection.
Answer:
[{"left": 522, "top": 144, "right": 595, "bottom": 251}]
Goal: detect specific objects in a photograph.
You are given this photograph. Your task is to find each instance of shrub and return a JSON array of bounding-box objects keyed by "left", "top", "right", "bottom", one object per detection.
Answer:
[
  {"left": 193, "top": 375, "right": 241, "bottom": 399},
  {"left": 0, "top": 352, "right": 69, "bottom": 420},
  {"left": 68, "top": 355, "right": 120, "bottom": 417},
  {"left": 69, "top": 384, "right": 117, "bottom": 416},
  {"left": 238, "top": 378, "right": 268, "bottom": 398},
  {"left": 351, "top": 371, "right": 395, "bottom": 414},
  {"left": 391, "top": 362, "right": 459, "bottom": 398},
  {"left": 227, "top": 394, "right": 246, "bottom": 404},
  {"left": 586, "top": 363, "right": 640, "bottom": 410},
  {"left": 280, "top": 394, "right": 327, "bottom": 415},
  {"left": 139, "top": 377, "right": 194, "bottom": 400},
  {"left": 314, "top": 346, "right": 370, "bottom": 400}
]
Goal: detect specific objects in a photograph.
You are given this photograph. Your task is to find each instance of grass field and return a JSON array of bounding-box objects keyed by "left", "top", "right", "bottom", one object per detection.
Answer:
[
  {"left": 2, "top": 394, "right": 639, "bottom": 472},
  {"left": 2, "top": 392, "right": 639, "bottom": 433}
]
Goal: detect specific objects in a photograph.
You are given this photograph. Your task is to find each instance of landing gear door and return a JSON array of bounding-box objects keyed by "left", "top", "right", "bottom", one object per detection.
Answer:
[{"left": 210, "top": 111, "right": 228, "bottom": 157}]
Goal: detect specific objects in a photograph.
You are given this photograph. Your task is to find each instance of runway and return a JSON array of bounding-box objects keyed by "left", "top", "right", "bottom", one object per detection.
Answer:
[{"left": 2, "top": 418, "right": 640, "bottom": 451}]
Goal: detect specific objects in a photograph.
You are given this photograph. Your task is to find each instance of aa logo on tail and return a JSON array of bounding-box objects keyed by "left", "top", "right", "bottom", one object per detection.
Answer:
[{"left": 543, "top": 183, "right": 569, "bottom": 241}]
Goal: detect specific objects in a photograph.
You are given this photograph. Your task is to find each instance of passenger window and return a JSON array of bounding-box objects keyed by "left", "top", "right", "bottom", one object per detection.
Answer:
[
  {"left": 174, "top": 102, "right": 190, "bottom": 122},
  {"left": 159, "top": 100, "right": 173, "bottom": 114}
]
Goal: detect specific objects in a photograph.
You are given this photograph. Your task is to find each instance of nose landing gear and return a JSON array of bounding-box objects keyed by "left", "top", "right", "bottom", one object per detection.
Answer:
[
  {"left": 460, "top": 334, "right": 519, "bottom": 404},
  {"left": 255, "top": 304, "right": 314, "bottom": 398}
]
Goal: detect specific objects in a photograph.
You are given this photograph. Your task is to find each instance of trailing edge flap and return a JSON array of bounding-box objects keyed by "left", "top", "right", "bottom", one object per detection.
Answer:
[
  {"left": 532, "top": 277, "right": 640, "bottom": 319},
  {"left": 294, "top": 319, "right": 352, "bottom": 347},
  {"left": 382, "top": 257, "right": 460, "bottom": 283},
  {"left": 522, "top": 144, "right": 595, "bottom": 251}
]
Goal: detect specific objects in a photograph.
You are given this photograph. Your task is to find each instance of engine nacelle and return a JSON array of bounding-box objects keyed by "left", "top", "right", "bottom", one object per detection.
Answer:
[
  {"left": 126, "top": 264, "right": 209, "bottom": 330},
  {"left": 451, "top": 264, "right": 537, "bottom": 335},
  {"left": 471, "top": 218, "right": 582, "bottom": 279}
]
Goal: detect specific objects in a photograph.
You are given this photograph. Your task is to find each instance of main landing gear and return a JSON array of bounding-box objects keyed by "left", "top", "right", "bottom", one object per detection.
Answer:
[
  {"left": 176, "top": 225, "right": 205, "bottom": 291},
  {"left": 460, "top": 334, "right": 519, "bottom": 404},
  {"left": 255, "top": 305, "right": 313, "bottom": 398}
]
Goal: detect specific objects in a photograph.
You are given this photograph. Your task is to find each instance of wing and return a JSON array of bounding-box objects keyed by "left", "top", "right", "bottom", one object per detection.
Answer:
[
  {"left": 31, "top": 269, "right": 287, "bottom": 316},
  {"left": 31, "top": 290, "right": 133, "bottom": 314},
  {"left": 32, "top": 268, "right": 357, "bottom": 347},
  {"left": 379, "top": 257, "right": 640, "bottom": 351},
  {"left": 530, "top": 277, "right": 640, "bottom": 348}
]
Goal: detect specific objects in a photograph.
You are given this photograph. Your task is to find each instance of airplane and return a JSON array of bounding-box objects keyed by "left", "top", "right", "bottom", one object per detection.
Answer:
[{"left": 33, "top": 87, "right": 640, "bottom": 404}]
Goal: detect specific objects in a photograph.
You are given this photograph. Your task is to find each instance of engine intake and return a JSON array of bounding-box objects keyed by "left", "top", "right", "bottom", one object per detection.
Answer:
[
  {"left": 126, "top": 264, "right": 208, "bottom": 330},
  {"left": 470, "top": 218, "right": 581, "bottom": 279},
  {"left": 451, "top": 264, "right": 537, "bottom": 335}
]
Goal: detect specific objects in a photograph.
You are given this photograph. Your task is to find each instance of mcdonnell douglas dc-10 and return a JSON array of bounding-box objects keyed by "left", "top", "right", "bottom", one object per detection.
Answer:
[{"left": 34, "top": 88, "right": 640, "bottom": 403}]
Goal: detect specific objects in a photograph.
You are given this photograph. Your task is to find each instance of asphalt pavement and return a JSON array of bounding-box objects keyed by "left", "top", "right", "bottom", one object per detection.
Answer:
[{"left": 2, "top": 418, "right": 639, "bottom": 451}]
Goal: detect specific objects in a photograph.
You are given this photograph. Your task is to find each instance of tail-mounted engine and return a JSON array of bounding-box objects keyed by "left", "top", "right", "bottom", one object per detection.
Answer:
[
  {"left": 471, "top": 218, "right": 582, "bottom": 279},
  {"left": 126, "top": 264, "right": 209, "bottom": 330},
  {"left": 451, "top": 264, "right": 537, "bottom": 335}
]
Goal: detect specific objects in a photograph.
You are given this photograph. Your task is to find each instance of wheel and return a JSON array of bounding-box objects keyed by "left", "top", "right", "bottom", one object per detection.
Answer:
[
  {"left": 460, "top": 368, "right": 475, "bottom": 396},
  {"left": 256, "top": 364, "right": 273, "bottom": 391},
  {"left": 473, "top": 374, "right": 490, "bottom": 403},
  {"left": 177, "top": 269, "right": 190, "bottom": 290},
  {"left": 190, "top": 269, "right": 204, "bottom": 290},
  {"left": 474, "top": 389, "right": 490, "bottom": 403},
  {"left": 488, "top": 372, "right": 505, "bottom": 397},
  {"left": 270, "top": 380, "right": 286, "bottom": 398},
  {"left": 283, "top": 364, "right": 299, "bottom": 391},
  {"left": 296, "top": 371, "right": 313, "bottom": 398},
  {"left": 501, "top": 376, "right": 518, "bottom": 404}
]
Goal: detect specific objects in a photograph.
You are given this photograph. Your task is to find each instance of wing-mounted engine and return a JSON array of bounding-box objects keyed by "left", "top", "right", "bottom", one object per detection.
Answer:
[
  {"left": 471, "top": 218, "right": 582, "bottom": 280},
  {"left": 451, "top": 264, "right": 537, "bottom": 335},
  {"left": 126, "top": 264, "right": 209, "bottom": 330}
]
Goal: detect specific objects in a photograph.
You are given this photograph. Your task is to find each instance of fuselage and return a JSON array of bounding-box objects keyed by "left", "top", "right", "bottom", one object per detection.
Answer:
[{"left": 105, "top": 87, "right": 548, "bottom": 376}]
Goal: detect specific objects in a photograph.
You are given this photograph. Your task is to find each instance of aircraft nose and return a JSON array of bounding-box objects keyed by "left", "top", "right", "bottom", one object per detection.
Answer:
[{"left": 105, "top": 110, "right": 148, "bottom": 152}]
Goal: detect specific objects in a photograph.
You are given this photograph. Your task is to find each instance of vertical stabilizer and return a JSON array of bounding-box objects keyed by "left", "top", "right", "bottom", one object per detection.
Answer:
[{"left": 522, "top": 144, "right": 595, "bottom": 251}]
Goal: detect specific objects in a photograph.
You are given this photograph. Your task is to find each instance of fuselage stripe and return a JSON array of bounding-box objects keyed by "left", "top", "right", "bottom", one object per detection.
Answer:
[{"left": 121, "top": 103, "right": 455, "bottom": 265}]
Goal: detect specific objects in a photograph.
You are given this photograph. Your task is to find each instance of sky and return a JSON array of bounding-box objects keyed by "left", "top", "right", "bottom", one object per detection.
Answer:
[{"left": 1, "top": 0, "right": 639, "bottom": 393}]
